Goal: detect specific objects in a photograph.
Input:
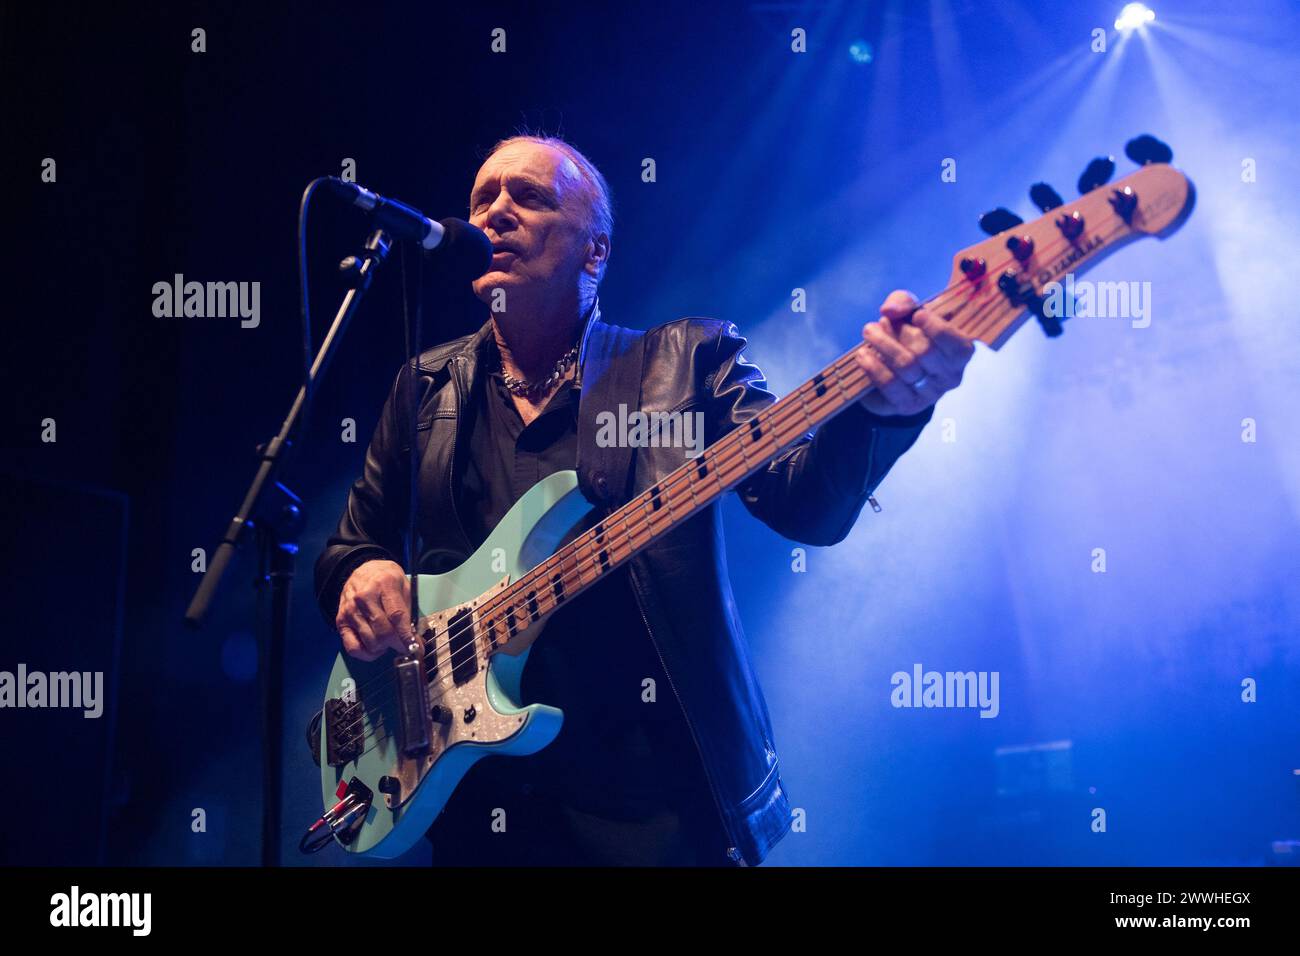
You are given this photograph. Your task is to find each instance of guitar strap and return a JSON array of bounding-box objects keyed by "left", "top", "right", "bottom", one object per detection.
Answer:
[{"left": 574, "top": 306, "right": 648, "bottom": 512}]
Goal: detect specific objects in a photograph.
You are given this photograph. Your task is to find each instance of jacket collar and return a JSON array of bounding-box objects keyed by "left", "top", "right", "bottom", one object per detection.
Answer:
[
  {"left": 451, "top": 296, "right": 604, "bottom": 390},
  {"left": 574, "top": 296, "right": 602, "bottom": 389}
]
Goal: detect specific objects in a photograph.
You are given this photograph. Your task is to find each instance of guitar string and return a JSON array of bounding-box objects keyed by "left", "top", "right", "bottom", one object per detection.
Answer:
[{"left": 330, "top": 215, "right": 1138, "bottom": 753}]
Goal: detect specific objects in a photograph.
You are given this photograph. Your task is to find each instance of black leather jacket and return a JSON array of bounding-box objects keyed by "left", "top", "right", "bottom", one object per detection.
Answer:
[{"left": 314, "top": 301, "right": 931, "bottom": 865}]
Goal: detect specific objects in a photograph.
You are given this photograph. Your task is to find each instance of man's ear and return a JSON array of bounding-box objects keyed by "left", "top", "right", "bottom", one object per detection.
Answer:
[{"left": 586, "top": 232, "right": 611, "bottom": 277}]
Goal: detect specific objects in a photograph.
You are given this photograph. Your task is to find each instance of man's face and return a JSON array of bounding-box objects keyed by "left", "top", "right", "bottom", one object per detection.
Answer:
[{"left": 468, "top": 141, "right": 594, "bottom": 305}]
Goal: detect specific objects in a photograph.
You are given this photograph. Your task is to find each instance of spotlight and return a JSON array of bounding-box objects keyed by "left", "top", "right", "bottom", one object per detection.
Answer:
[
  {"left": 848, "top": 40, "right": 873, "bottom": 64},
  {"left": 1114, "top": 3, "right": 1155, "bottom": 31}
]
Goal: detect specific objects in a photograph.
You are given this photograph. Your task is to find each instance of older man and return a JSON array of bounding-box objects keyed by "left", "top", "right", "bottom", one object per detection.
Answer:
[{"left": 314, "top": 135, "right": 974, "bottom": 866}]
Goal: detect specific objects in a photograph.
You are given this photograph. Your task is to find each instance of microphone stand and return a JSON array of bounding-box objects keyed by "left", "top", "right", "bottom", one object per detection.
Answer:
[{"left": 185, "top": 228, "right": 392, "bottom": 867}]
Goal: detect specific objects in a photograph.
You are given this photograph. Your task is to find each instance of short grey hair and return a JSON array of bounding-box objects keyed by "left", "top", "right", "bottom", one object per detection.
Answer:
[{"left": 485, "top": 134, "right": 613, "bottom": 281}]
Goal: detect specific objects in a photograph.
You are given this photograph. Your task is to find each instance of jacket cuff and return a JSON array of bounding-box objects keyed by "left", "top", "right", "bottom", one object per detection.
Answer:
[
  {"left": 814, "top": 400, "right": 932, "bottom": 499},
  {"left": 852, "top": 401, "right": 937, "bottom": 429}
]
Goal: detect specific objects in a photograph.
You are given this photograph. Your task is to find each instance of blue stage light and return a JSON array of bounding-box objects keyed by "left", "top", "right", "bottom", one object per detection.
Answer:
[
  {"left": 849, "top": 40, "right": 873, "bottom": 64},
  {"left": 1115, "top": 3, "right": 1155, "bottom": 31}
]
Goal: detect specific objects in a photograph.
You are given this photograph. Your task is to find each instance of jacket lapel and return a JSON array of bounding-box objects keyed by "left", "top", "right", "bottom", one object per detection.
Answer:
[{"left": 575, "top": 301, "right": 648, "bottom": 508}]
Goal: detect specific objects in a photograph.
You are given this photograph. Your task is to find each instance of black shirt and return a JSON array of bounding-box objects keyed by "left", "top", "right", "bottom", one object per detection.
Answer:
[{"left": 425, "top": 342, "right": 729, "bottom": 865}]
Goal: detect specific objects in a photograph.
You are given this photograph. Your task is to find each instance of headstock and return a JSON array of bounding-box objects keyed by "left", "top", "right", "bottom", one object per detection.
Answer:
[{"left": 939, "top": 139, "right": 1194, "bottom": 350}]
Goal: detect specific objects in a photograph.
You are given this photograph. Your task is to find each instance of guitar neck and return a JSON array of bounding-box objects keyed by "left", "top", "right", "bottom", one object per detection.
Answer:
[
  {"left": 475, "top": 342, "right": 873, "bottom": 651},
  {"left": 468, "top": 159, "right": 1193, "bottom": 654}
]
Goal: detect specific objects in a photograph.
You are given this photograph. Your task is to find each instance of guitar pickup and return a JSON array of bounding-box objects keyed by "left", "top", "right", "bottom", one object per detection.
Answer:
[{"left": 448, "top": 607, "right": 479, "bottom": 685}]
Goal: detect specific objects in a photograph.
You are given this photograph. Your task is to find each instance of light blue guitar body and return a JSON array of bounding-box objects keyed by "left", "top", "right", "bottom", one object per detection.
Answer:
[{"left": 316, "top": 469, "right": 595, "bottom": 857}]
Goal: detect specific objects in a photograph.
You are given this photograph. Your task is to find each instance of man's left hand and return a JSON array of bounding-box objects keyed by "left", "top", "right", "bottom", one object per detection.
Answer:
[{"left": 853, "top": 289, "right": 975, "bottom": 418}]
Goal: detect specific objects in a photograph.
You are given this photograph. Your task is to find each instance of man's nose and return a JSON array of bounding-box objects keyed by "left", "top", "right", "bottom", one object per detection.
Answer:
[{"left": 484, "top": 195, "right": 518, "bottom": 234}]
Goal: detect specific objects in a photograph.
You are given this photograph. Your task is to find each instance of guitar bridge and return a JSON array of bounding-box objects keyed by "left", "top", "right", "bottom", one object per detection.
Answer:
[{"left": 323, "top": 696, "right": 363, "bottom": 767}]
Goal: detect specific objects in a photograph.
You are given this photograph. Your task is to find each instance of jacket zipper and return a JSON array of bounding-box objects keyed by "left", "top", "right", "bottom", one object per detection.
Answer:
[
  {"left": 866, "top": 426, "right": 882, "bottom": 512},
  {"left": 625, "top": 556, "right": 747, "bottom": 866}
]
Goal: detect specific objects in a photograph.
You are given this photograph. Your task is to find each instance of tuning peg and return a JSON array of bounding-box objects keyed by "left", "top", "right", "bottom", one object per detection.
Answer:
[
  {"left": 978, "top": 207, "right": 1023, "bottom": 236},
  {"left": 1078, "top": 155, "right": 1116, "bottom": 194},
  {"left": 1125, "top": 134, "right": 1173, "bottom": 166},
  {"left": 997, "top": 271, "right": 1063, "bottom": 338},
  {"left": 1030, "top": 182, "right": 1064, "bottom": 213},
  {"left": 1027, "top": 294, "right": 1064, "bottom": 337}
]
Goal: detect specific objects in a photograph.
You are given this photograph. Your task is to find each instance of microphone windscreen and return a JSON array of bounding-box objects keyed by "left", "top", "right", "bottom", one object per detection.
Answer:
[{"left": 433, "top": 217, "right": 494, "bottom": 281}]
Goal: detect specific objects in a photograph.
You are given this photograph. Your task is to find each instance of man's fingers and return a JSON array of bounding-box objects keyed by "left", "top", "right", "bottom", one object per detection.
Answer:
[
  {"left": 854, "top": 337, "right": 919, "bottom": 410},
  {"left": 350, "top": 616, "right": 388, "bottom": 660},
  {"left": 906, "top": 344, "right": 955, "bottom": 391},
  {"left": 334, "top": 559, "right": 414, "bottom": 660},
  {"left": 879, "top": 289, "right": 921, "bottom": 322},
  {"left": 863, "top": 321, "right": 924, "bottom": 386},
  {"left": 911, "top": 307, "right": 976, "bottom": 362},
  {"left": 354, "top": 591, "right": 386, "bottom": 631},
  {"left": 377, "top": 576, "right": 413, "bottom": 653},
  {"left": 897, "top": 322, "right": 957, "bottom": 386},
  {"left": 339, "top": 624, "right": 382, "bottom": 662},
  {"left": 355, "top": 589, "right": 405, "bottom": 653},
  {"left": 857, "top": 292, "right": 974, "bottom": 416}
]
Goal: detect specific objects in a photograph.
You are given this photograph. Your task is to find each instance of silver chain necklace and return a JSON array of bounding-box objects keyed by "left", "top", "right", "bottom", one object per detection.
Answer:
[{"left": 497, "top": 343, "right": 580, "bottom": 399}]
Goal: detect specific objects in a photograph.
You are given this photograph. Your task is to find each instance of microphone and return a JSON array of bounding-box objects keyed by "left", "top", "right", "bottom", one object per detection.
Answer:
[{"left": 325, "top": 177, "right": 492, "bottom": 279}]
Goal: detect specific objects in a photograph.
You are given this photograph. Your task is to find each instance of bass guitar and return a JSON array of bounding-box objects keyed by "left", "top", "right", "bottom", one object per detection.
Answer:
[{"left": 301, "top": 136, "right": 1194, "bottom": 856}]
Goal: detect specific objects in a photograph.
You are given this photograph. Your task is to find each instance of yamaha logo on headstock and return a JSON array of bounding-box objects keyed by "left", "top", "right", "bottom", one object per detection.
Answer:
[{"left": 1037, "top": 233, "right": 1104, "bottom": 287}]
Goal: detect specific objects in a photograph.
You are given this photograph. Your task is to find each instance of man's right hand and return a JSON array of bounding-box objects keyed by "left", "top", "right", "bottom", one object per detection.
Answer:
[{"left": 336, "top": 559, "right": 412, "bottom": 661}]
